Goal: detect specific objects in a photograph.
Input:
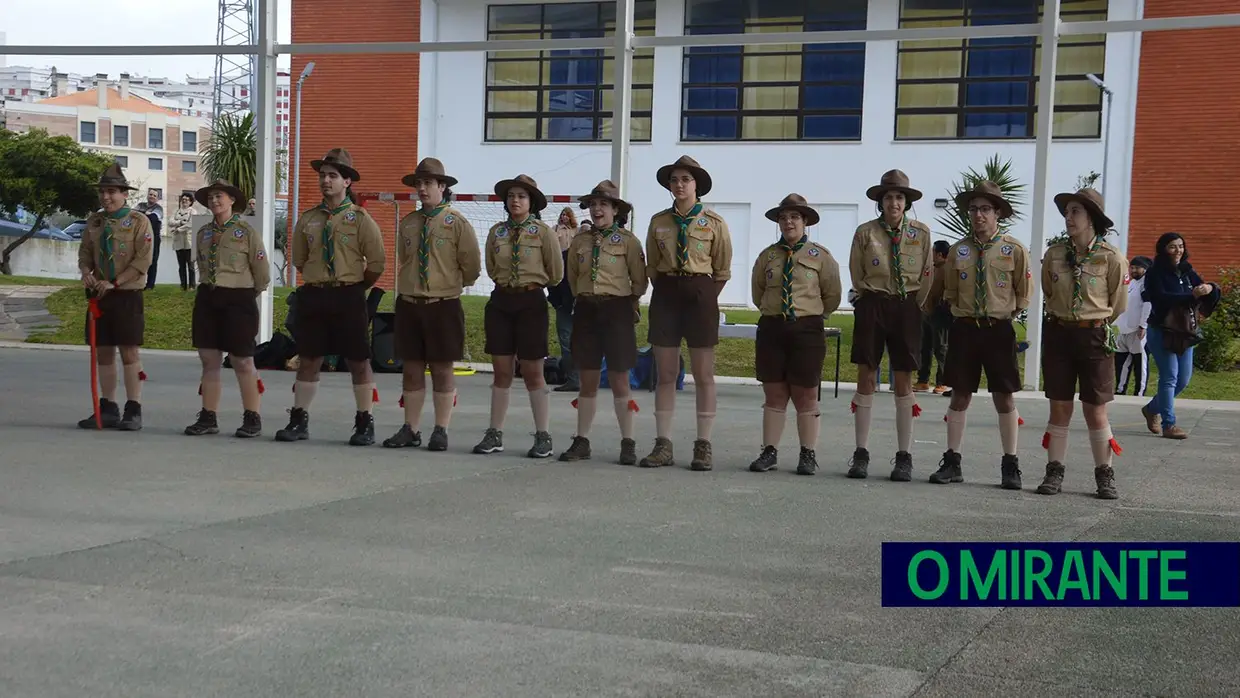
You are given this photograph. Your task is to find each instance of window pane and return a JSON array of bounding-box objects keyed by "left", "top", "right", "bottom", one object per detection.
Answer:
[
  {"left": 898, "top": 83, "right": 959, "bottom": 108},
  {"left": 544, "top": 117, "right": 595, "bottom": 140},
  {"left": 546, "top": 89, "right": 595, "bottom": 112},
  {"left": 488, "top": 118, "right": 538, "bottom": 140},
  {"left": 965, "top": 81, "right": 1030, "bottom": 107},
  {"left": 804, "top": 52, "right": 865, "bottom": 81},
  {"left": 1057, "top": 44, "right": 1106, "bottom": 73},
  {"left": 544, "top": 58, "right": 601, "bottom": 85},
  {"left": 804, "top": 114, "right": 862, "bottom": 139},
  {"left": 683, "top": 115, "right": 738, "bottom": 139},
  {"left": 685, "top": 0, "right": 743, "bottom": 26},
  {"left": 898, "top": 50, "right": 963, "bottom": 79},
  {"left": 804, "top": 84, "right": 863, "bottom": 110},
  {"left": 963, "top": 111, "right": 1029, "bottom": 138},
  {"left": 597, "top": 116, "right": 653, "bottom": 141},
  {"left": 632, "top": 56, "right": 655, "bottom": 83},
  {"left": 601, "top": 88, "right": 653, "bottom": 112},
  {"left": 684, "top": 55, "right": 742, "bottom": 83},
  {"left": 488, "top": 90, "right": 539, "bottom": 112},
  {"left": 684, "top": 86, "right": 739, "bottom": 110},
  {"left": 489, "top": 60, "right": 539, "bottom": 86},
  {"left": 486, "top": 32, "right": 542, "bottom": 60},
  {"left": 743, "top": 86, "right": 798, "bottom": 110},
  {"left": 1051, "top": 110, "right": 1100, "bottom": 138},
  {"left": 742, "top": 116, "right": 797, "bottom": 139},
  {"left": 490, "top": 4, "right": 541, "bottom": 32},
  {"left": 544, "top": 3, "right": 599, "bottom": 31},
  {"left": 743, "top": 54, "right": 801, "bottom": 82},
  {"left": 896, "top": 113, "right": 957, "bottom": 139},
  {"left": 1052, "top": 78, "right": 1102, "bottom": 106}
]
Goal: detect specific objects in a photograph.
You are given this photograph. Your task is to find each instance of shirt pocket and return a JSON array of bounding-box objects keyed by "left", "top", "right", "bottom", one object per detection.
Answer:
[
  {"left": 601, "top": 241, "right": 627, "bottom": 268},
  {"left": 687, "top": 227, "right": 713, "bottom": 262}
]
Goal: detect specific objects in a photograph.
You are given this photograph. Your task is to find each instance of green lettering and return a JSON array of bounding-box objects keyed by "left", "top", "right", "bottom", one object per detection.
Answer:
[
  {"left": 1129, "top": 550, "right": 1158, "bottom": 601},
  {"left": 1010, "top": 549, "right": 1020, "bottom": 599},
  {"left": 909, "top": 551, "right": 949, "bottom": 600},
  {"left": 1023, "top": 550, "right": 1054, "bottom": 600},
  {"left": 961, "top": 550, "right": 1006, "bottom": 600},
  {"left": 1057, "top": 550, "right": 1090, "bottom": 600},
  {"left": 1159, "top": 550, "right": 1188, "bottom": 601},
  {"left": 1091, "top": 550, "right": 1127, "bottom": 600}
]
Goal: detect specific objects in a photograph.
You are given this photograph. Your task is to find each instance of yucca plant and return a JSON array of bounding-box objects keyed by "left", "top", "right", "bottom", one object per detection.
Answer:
[
  {"left": 199, "top": 112, "right": 257, "bottom": 201},
  {"left": 935, "top": 154, "right": 1027, "bottom": 240}
]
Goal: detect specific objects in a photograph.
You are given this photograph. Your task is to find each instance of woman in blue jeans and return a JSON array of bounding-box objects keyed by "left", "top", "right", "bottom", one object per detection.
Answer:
[{"left": 1140, "top": 232, "right": 1220, "bottom": 439}]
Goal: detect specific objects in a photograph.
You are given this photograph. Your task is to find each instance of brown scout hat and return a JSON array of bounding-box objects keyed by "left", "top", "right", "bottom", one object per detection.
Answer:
[
  {"left": 402, "top": 157, "right": 458, "bottom": 189},
  {"left": 495, "top": 174, "right": 548, "bottom": 213},
  {"left": 194, "top": 179, "right": 247, "bottom": 213},
  {"left": 1053, "top": 187, "right": 1112, "bottom": 230},
  {"left": 955, "top": 180, "right": 1014, "bottom": 220},
  {"left": 765, "top": 193, "right": 820, "bottom": 227},
  {"left": 311, "top": 148, "right": 361, "bottom": 182},
  {"left": 866, "top": 169, "right": 922, "bottom": 203},
  {"left": 656, "top": 155, "right": 712, "bottom": 197},
  {"left": 96, "top": 162, "right": 137, "bottom": 191},
  {"left": 578, "top": 179, "right": 632, "bottom": 216}
]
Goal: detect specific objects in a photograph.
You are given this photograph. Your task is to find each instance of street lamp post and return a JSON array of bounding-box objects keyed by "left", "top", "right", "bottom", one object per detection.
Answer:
[
  {"left": 1087, "top": 73, "right": 1114, "bottom": 204},
  {"left": 290, "top": 60, "right": 315, "bottom": 286}
]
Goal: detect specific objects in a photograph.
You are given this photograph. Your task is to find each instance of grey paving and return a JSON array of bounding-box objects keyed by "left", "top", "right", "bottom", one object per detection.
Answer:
[
  {"left": 0, "top": 285, "right": 62, "bottom": 341},
  {"left": 2, "top": 346, "right": 1239, "bottom": 697}
]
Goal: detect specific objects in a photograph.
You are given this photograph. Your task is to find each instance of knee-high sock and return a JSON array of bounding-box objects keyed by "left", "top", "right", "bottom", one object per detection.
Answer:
[
  {"left": 122, "top": 363, "right": 143, "bottom": 401},
  {"left": 201, "top": 374, "right": 223, "bottom": 412},
  {"left": 762, "top": 406, "right": 786, "bottom": 448},
  {"left": 894, "top": 393, "right": 916, "bottom": 453},
  {"left": 797, "top": 409, "right": 820, "bottom": 450},
  {"left": 613, "top": 397, "right": 635, "bottom": 439},
  {"left": 353, "top": 383, "right": 375, "bottom": 413},
  {"left": 236, "top": 370, "right": 261, "bottom": 412},
  {"left": 293, "top": 380, "right": 318, "bottom": 410},
  {"left": 529, "top": 388, "right": 551, "bottom": 433},
  {"left": 654, "top": 381, "right": 675, "bottom": 439},
  {"left": 998, "top": 411, "right": 1019, "bottom": 455},
  {"left": 946, "top": 408, "right": 967, "bottom": 452},
  {"left": 696, "top": 412, "right": 716, "bottom": 441},
  {"left": 1089, "top": 426, "right": 1115, "bottom": 467},
  {"left": 403, "top": 389, "right": 426, "bottom": 430},
  {"left": 99, "top": 361, "right": 118, "bottom": 402},
  {"left": 576, "top": 396, "right": 597, "bottom": 438},
  {"left": 432, "top": 390, "right": 455, "bottom": 428},
  {"left": 490, "top": 386, "right": 510, "bottom": 430},
  {"left": 852, "top": 392, "right": 874, "bottom": 449},
  {"left": 1046, "top": 423, "right": 1070, "bottom": 464}
]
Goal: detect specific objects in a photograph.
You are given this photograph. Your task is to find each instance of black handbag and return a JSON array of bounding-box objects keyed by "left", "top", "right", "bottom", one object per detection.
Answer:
[{"left": 1161, "top": 304, "right": 1203, "bottom": 354}]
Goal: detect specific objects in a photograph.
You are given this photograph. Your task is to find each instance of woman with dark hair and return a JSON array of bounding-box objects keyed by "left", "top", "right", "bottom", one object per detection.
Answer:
[
  {"left": 1140, "top": 232, "right": 1220, "bottom": 440},
  {"left": 170, "top": 192, "right": 196, "bottom": 290}
]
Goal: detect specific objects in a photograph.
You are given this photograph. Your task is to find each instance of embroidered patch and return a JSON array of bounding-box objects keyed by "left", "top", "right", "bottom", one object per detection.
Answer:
[
  {"left": 119, "top": 242, "right": 126, "bottom": 250},
  {"left": 496, "top": 229, "right": 508, "bottom": 238},
  {"left": 230, "top": 254, "right": 238, "bottom": 263},
  {"left": 256, "top": 250, "right": 266, "bottom": 260},
  {"left": 444, "top": 214, "right": 455, "bottom": 225},
  {"left": 1052, "top": 273, "right": 1060, "bottom": 282},
  {"left": 340, "top": 235, "right": 349, "bottom": 244},
  {"left": 610, "top": 233, "right": 622, "bottom": 244},
  {"left": 766, "top": 269, "right": 774, "bottom": 279},
  {"left": 960, "top": 271, "right": 968, "bottom": 280},
  {"left": 658, "top": 240, "right": 665, "bottom": 249},
  {"left": 1123, "top": 273, "right": 1131, "bottom": 285},
  {"left": 1026, "top": 271, "right": 1032, "bottom": 279},
  {"left": 306, "top": 233, "right": 314, "bottom": 243},
  {"left": 907, "top": 229, "right": 917, "bottom": 239},
  {"left": 808, "top": 247, "right": 820, "bottom": 257},
  {"left": 696, "top": 242, "right": 704, "bottom": 251},
  {"left": 233, "top": 229, "right": 245, "bottom": 239},
  {"left": 957, "top": 246, "right": 970, "bottom": 257},
  {"left": 997, "top": 281, "right": 1007, "bottom": 288},
  {"left": 144, "top": 232, "right": 153, "bottom": 242},
  {"left": 578, "top": 254, "right": 586, "bottom": 264},
  {"left": 404, "top": 236, "right": 413, "bottom": 247},
  {"left": 767, "top": 251, "right": 776, "bottom": 260},
  {"left": 871, "top": 258, "right": 880, "bottom": 266},
  {"left": 435, "top": 238, "right": 444, "bottom": 247},
  {"left": 608, "top": 256, "right": 617, "bottom": 264},
  {"left": 122, "top": 218, "right": 133, "bottom": 228},
  {"left": 1000, "top": 244, "right": 1013, "bottom": 256},
  {"left": 696, "top": 217, "right": 707, "bottom": 226},
  {"left": 345, "top": 212, "right": 356, "bottom": 222},
  {"left": 805, "top": 270, "right": 814, "bottom": 279},
  {"left": 656, "top": 227, "right": 671, "bottom": 233},
  {"left": 526, "top": 224, "right": 537, "bottom": 234},
  {"left": 200, "top": 229, "right": 212, "bottom": 241}
]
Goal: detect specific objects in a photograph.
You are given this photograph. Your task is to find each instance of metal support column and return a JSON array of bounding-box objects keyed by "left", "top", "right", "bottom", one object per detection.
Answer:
[
  {"left": 1022, "top": 0, "right": 1063, "bottom": 391},
  {"left": 609, "top": 0, "right": 636, "bottom": 198},
  {"left": 255, "top": 0, "right": 278, "bottom": 342}
]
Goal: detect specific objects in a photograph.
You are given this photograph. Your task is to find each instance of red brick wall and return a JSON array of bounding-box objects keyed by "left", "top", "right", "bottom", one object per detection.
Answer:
[
  {"left": 291, "top": 0, "right": 421, "bottom": 289},
  {"left": 1130, "top": 0, "right": 1240, "bottom": 277},
  {"left": 5, "top": 111, "right": 77, "bottom": 138}
]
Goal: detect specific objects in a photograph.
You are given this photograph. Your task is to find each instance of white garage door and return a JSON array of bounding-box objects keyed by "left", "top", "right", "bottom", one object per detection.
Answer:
[
  {"left": 702, "top": 202, "right": 751, "bottom": 307},
  {"left": 809, "top": 203, "right": 860, "bottom": 309}
]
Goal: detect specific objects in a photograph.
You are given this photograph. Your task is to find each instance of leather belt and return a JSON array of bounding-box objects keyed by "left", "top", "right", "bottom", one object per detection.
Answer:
[
  {"left": 956, "top": 316, "right": 1009, "bottom": 327},
  {"left": 304, "top": 280, "right": 353, "bottom": 288},
  {"left": 497, "top": 283, "right": 541, "bottom": 293},
  {"left": 665, "top": 271, "right": 710, "bottom": 278},
  {"left": 400, "top": 294, "right": 456, "bottom": 305},
  {"left": 1050, "top": 316, "right": 1107, "bottom": 328}
]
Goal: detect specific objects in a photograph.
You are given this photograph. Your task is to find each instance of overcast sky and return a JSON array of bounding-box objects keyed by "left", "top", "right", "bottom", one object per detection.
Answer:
[{"left": 1, "top": 0, "right": 293, "bottom": 79}]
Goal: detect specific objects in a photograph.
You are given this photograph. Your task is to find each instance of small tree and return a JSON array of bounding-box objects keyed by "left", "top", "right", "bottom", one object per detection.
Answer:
[
  {"left": 935, "top": 154, "right": 1028, "bottom": 240},
  {"left": 0, "top": 128, "right": 114, "bottom": 275},
  {"left": 1075, "top": 170, "right": 1101, "bottom": 191},
  {"left": 199, "top": 112, "right": 257, "bottom": 200}
]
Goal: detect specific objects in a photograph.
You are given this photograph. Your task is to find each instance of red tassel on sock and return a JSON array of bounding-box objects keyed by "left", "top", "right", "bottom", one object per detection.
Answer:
[
  {"left": 1018, "top": 417, "right": 1025, "bottom": 426},
  {"left": 257, "top": 378, "right": 265, "bottom": 394},
  {"left": 291, "top": 382, "right": 296, "bottom": 393},
  {"left": 399, "top": 395, "right": 405, "bottom": 408},
  {"left": 628, "top": 399, "right": 639, "bottom": 413},
  {"left": 571, "top": 398, "right": 578, "bottom": 409},
  {"left": 372, "top": 387, "right": 380, "bottom": 404},
  {"left": 197, "top": 383, "right": 202, "bottom": 396},
  {"left": 138, "top": 370, "right": 147, "bottom": 381},
  {"left": 1109, "top": 438, "right": 1123, "bottom": 455},
  {"left": 453, "top": 393, "right": 458, "bottom": 407},
  {"left": 943, "top": 413, "right": 948, "bottom": 423},
  {"left": 850, "top": 401, "right": 857, "bottom": 414},
  {"left": 912, "top": 403, "right": 922, "bottom": 418},
  {"left": 1042, "top": 431, "right": 1051, "bottom": 450}
]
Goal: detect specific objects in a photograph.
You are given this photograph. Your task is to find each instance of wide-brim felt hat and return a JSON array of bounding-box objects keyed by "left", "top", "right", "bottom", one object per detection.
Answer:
[
  {"left": 402, "top": 157, "right": 458, "bottom": 189},
  {"left": 765, "top": 193, "right": 820, "bottom": 227},
  {"left": 311, "top": 148, "right": 361, "bottom": 182},
  {"left": 578, "top": 179, "right": 631, "bottom": 216},
  {"left": 656, "top": 155, "right": 712, "bottom": 197},
  {"left": 1053, "top": 187, "right": 1113, "bottom": 230},
  {"left": 194, "top": 179, "right": 247, "bottom": 213},
  {"left": 866, "top": 169, "right": 922, "bottom": 203},
  {"left": 96, "top": 163, "right": 137, "bottom": 191},
  {"left": 955, "top": 180, "right": 1015, "bottom": 220},
  {"left": 495, "top": 174, "right": 548, "bottom": 213}
]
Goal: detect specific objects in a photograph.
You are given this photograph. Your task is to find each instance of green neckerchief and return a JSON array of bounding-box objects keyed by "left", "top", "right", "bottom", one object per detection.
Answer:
[
  {"left": 881, "top": 216, "right": 909, "bottom": 298},
  {"left": 505, "top": 215, "right": 533, "bottom": 284},
  {"left": 318, "top": 199, "right": 352, "bottom": 277},
  {"left": 99, "top": 207, "right": 131, "bottom": 281},
  {"left": 591, "top": 223, "right": 618, "bottom": 284},
  {"left": 777, "top": 234, "right": 808, "bottom": 320},
  {"left": 973, "top": 230, "right": 1003, "bottom": 318},
  {"left": 206, "top": 214, "right": 240, "bottom": 284},
  {"left": 418, "top": 202, "right": 449, "bottom": 286},
  {"left": 671, "top": 201, "right": 703, "bottom": 270},
  {"left": 1064, "top": 234, "right": 1105, "bottom": 318}
]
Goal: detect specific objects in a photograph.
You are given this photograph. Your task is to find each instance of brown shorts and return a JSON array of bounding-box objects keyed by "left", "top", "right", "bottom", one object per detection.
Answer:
[
  {"left": 484, "top": 287, "right": 549, "bottom": 360},
  {"left": 572, "top": 294, "right": 638, "bottom": 372},
  {"left": 944, "top": 317, "right": 1022, "bottom": 394},
  {"left": 295, "top": 282, "right": 371, "bottom": 361},
  {"left": 1042, "top": 319, "right": 1115, "bottom": 404},
  {"left": 849, "top": 292, "right": 922, "bottom": 372},
  {"left": 83, "top": 289, "right": 144, "bottom": 347},
  {"left": 192, "top": 285, "right": 259, "bottom": 357},
  {"left": 756, "top": 315, "right": 826, "bottom": 388},
  {"left": 394, "top": 296, "right": 466, "bottom": 363},
  {"left": 647, "top": 274, "right": 719, "bottom": 349}
]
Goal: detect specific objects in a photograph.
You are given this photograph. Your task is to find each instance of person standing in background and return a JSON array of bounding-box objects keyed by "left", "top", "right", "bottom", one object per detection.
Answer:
[
  {"left": 137, "top": 188, "right": 164, "bottom": 290},
  {"left": 915, "top": 239, "right": 952, "bottom": 395},
  {"left": 1114, "top": 255, "right": 1153, "bottom": 396},
  {"left": 548, "top": 206, "right": 581, "bottom": 393},
  {"left": 169, "top": 192, "right": 196, "bottom": 291}
]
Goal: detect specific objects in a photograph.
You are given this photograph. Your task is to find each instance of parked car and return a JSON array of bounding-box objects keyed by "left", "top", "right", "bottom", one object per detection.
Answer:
[
  {"left": 62, "top": 220, "right": 89, "bottom": 240},
  {"left": 0, "top": 219, "right": 73, "bottom": 242}
]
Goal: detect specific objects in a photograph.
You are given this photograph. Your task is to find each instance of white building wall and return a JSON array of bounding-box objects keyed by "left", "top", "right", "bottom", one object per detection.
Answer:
[{"left": 425, "top": 0, "right": 1139, "bottom": 307}]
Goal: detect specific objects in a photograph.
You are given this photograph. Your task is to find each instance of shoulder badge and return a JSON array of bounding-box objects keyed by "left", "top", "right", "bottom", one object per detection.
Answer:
[
  {"left": 957, "top": 246, "right": 970, "bottom": 257},
  {"left": 696, "top": 217, "right": 708, "bottom": 227},
  {"left": 345, "top": 211, "right": 357, "bottom": 223},
  {"left": 233, "top": 229, "right": 245, "bottom": 239},
  {"left": 444, "top": 214, "right": 455, "bottom": 225},
  {"left": 808, "top": 247, "right": 820, "bottom": 257},
  {"left": 256, "top": 250, "right": 266, "bottom": 261},
  {"left": 907, "top": 229, "right": 917, "bottom": 239},
  {"left": 496, "top": 228, "right": 508, "bottom": 239},
  {"left": 610, "top": 232, "right": 622, "bottom": 244},
  {"left": 526, "top": 223, "right": 537, "bottom": 235},
  {"left": 1000, "top": 244, "right": 1013, "bottom": 256}
]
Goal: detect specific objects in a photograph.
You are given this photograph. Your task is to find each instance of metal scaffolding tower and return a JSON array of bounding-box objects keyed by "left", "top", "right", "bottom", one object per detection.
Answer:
[{"left": 212, "top": 0, "right": 256, "bottom": 121}]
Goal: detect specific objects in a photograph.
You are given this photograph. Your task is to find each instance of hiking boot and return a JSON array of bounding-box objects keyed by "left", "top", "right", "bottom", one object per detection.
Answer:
[
  {"left": 1162, "top": 424, "right": 1188, "bottom": 440},
  {"left": 1036, "top": 461, "right": 1065, "bottom": 495},
  {"left": 639, "top": 437, "right": 675, "bottom": 468},
  {"left": 558, "top": 435, "right": 592, "bottom": 462},
  {"left": 78, "top": 398, "right": 122, "bottom": 429},
  {"left": 690, "top": 439, "right": 713, "bottom": 471},
  {"left": 118, "top": 401, "right": 143, "bottom": 431},
  {"left": 528, "top": 431, "right": 554, "bottom": 459},
  {"left": 913, "top": 382, "right": 930, "bottom": 392},
  {"left": 184, "top": 409, "right": 219, "bottom": 436},
  {"left": 473, "top": 428, "right": 504, "bottom": 454},
  {"left": 796, "top": 447, "right": 819, "bottom": 476},
  {"left": 749, "top": 445, "right": 778, "bottom": 473},
  {"left": 1141, "top": 405, "right": 1161, "bottom": 434},
  {"left": 275, "top": 407, "right": 310, "bottom": 442},
  {"left": 846, "top": 447, "right": 870, "bottom": 479},
  {"left": 553, "top": 382, "right": 579, "bottom": 393},
  {"left": 235, "top": 410, "right": 262, "bottom": 439},
  {"left": 349, "top": 411, "right": 375, "bottom": 446},
  {"left": 890, "top": 451, "right": 913, "bottom": 482},
  {"left": 929, "top": 450, "right": 964, "bottom": 484},
  {"left": 427, "top": 425, "right": 449, "bottom": 452},
  {"left": 1000, "top": 454, "right": 1023, "bottom": 490},
  {"left": 1095, "top": 466, "right": 1118, "bottom": 499},
  {"left": 383, "top": 424, "right": 422, "bottom": 448},
  {"left": 619, "top": 438, "right": 637, "bottom": 466}
]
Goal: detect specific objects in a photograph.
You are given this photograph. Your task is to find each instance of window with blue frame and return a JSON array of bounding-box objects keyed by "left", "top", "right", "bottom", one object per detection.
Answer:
[
  {"left": 681, "top": 0, "right": 867, "bottom": 141},
  {"left": 896, "top": 0, "right": 1107, "bottom": 140},
  {"left": 485, "top": 2, "right": 655, "bottom": 142}
]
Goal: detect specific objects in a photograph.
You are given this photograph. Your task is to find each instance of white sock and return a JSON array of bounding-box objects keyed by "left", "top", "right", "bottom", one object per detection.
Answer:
[
  {"left": 293, "top": 380, "right": 318, "bottom": 410},
  {"left": 403, "top": 389, "right": 426, "bottom": 430},
  {"left": 490, "top": 386, "right": 510, "bottom": 430},
  {"left": 762, "top": 406, "right": 786, "bottom": 448},
  {"left": 998, "top": 411, "right": 1019, "bottom": 455},
  {"left": 797, "top": 410, "right": 820, "bottom": 450},
  {"left": 895, "top": 393, "right": 915, "bottom": 453},
  {"left": 529, "top": 388, "right": 550, "bottom": 433},
  {"left": 576, "top": 396, "right": 597, "bottom": 438},
  {"left": 1089, "top": 426, "right": 1116, "bottom": 467},
  {"left": 613, "top": 397, "right": 635, "bottom": 439},
  {"left": 353, "top": 383, "right": 375, "bottom": 413},
  {"left": 1046, "top": 423, "right": 1070, "bottom": 464},
  {"left": 655, "top": 410, "right": 673, "bottom": 440},
  {"left": 853, "top": 392, "right": 874, "bottom": 449},
  {"left": 946, "top": 408, "right": 967, "bottom": 452},
  {"left": 433, "top": 390, "right": 455, "bottom": 428},
  {"left": 696, "top": 412, "right": 716, "bottom": 441}
]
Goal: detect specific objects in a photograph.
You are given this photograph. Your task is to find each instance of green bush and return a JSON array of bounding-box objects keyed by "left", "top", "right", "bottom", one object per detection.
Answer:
[
  {"left": 1194, "top": 316, "right": 1240, "bottom": 372},
  {"left": 1211, "top": 267, "right": 1240, "bottom": 335}
]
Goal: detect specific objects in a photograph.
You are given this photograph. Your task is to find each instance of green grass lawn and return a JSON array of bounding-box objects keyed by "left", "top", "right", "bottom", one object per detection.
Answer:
[{"left": 18, "top": 282, "right": 1240, "bottom": 401}]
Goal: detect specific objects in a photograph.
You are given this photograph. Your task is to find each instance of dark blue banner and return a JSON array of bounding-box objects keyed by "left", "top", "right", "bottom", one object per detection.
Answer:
[{"left": 881, "top": 542, "right": 1240, "bottom": 607}]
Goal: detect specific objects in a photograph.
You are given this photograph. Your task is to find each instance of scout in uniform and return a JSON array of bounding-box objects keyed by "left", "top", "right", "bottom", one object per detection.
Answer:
[
  {"left": 473, "top": 174, "right": 564, "bottom": 459},
  {"left": 748, "top": 194, "right": 843, "bottom": 475},
  {"left": 76, "top": 163, "right": 155, "bottom": 431},
  {"left": 846, "top": 170, "right": 935, "bottom": 481},
  {"left": 382, "top": 158, "right": 482, "bottom": 452},
  {"left": 277, "top": 148, "right": 387, "bottom": 446},
  {"left": 183, "top": 179, "right": 272, "bottom": 438},
  {"left": 641, "top": 155, "right": 734, "bottom": 471},
  {"left": 1036, "top": 188, "right": 1127, "bottom": 500},
  {"left": 557, "top": 180, "right": 649, "bottom": 465},
  {"left": 929, "top": 181, "right": 1031, "bottom": 488}
]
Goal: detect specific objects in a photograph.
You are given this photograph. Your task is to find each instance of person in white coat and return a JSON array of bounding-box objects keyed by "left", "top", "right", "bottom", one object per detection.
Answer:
[{"left": 1114, "top": 255, "right": 1153, "bottom": 396}]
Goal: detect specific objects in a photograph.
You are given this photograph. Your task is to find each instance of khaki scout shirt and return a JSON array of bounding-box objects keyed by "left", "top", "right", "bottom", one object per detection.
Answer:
[
  {"left": 848, "top": 217, "right": 934, "bottom": 305},
  {"left": 1041, "top": 237, "right": 1128, "bottom": 322},
  {"left": 396, "top": 205, "right": 482, "bottom": 298},
  {"left": 291, "top": 202, "right": 386, "bottom": 284},
  {"left": 645, "top": 205, "right": 734, "bottom": 281},
  {"left": 751, "top": 239, "right": 843, "bottom": 319},
  {"left": 485, "top": 217, "right": 564, "bottom": 288},
  {"left": 195, "top": 216, "right": 271, "bottom": 291},
  {"left": 566, "top": 226, "right": 648, "bottom": 298},
  {"left": 943, "top": 231, "right": 1032, "bottom": 319},
  {"left": 77, "top": 208, "right": 155, "bottom": 290}
]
